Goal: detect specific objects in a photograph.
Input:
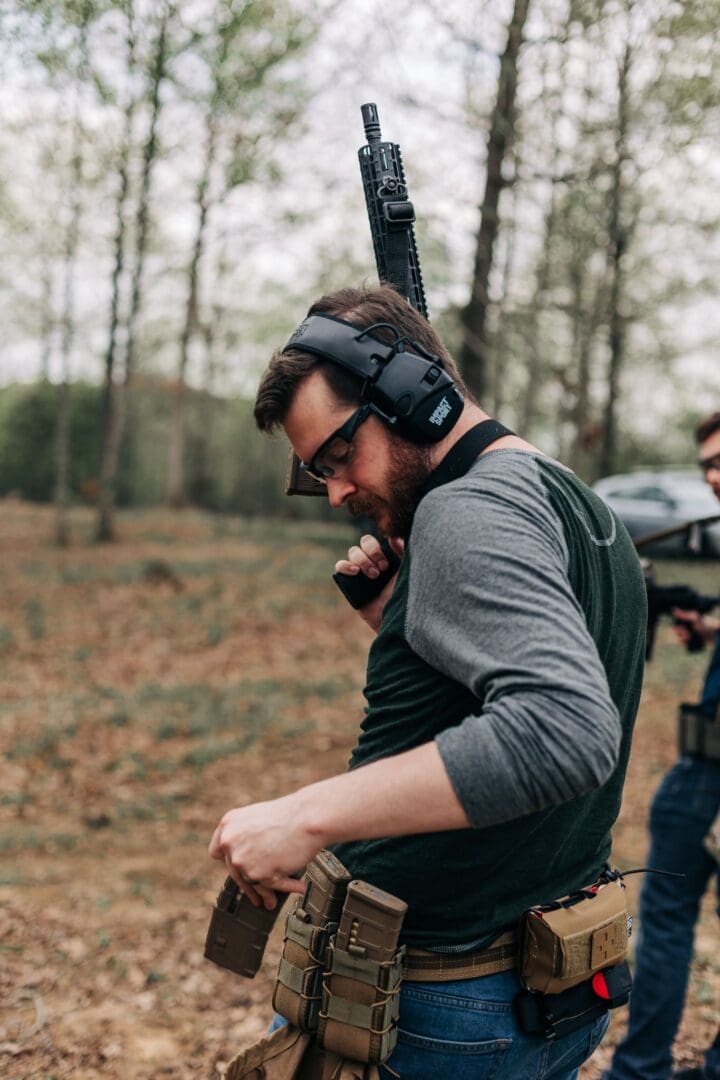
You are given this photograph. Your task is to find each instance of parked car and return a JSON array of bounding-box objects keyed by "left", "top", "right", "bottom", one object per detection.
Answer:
[{"left": 592, "top": 469, "right": 720, "bottom": 557}]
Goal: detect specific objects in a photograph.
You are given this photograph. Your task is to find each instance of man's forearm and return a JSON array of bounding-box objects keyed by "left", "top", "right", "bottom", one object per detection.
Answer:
[
  {"left": 209, "top": 741, "right": 470, "bottom": 906},
  {"left": 294, "top": 741, "right": 471, "bottom": 846}
]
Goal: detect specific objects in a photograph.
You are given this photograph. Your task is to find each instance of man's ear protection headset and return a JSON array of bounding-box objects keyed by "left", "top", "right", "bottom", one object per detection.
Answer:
[{"left": 282, "top": 313, "right": 464, "bottom": 444}]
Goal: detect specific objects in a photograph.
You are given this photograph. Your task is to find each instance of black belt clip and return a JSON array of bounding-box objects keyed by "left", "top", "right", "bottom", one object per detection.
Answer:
[{"left": 514, "top": 961, "right": 632, "bottom": 1041}]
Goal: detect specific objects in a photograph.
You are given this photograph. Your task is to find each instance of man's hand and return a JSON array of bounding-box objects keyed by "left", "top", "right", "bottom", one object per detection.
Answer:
[
  {"left": 209, "top": 744, "right": 469, "bottom": 911},
  {"left": 334, "top": 534, "right": 404, "bottom": 631},
  {"left": 672, "top": 608, "right": 720, "bottom": 647},
  {"left": 209, "top": 793, "right": 318, "bottom": 910}
]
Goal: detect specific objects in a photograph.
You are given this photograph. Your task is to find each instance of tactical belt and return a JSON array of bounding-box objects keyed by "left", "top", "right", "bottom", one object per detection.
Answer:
[
  {"left": 679, "top": 702, "right": 720, "bottom": 761},
  {"left": 403, "top": 930, "right": 517, "bottom": 982}
]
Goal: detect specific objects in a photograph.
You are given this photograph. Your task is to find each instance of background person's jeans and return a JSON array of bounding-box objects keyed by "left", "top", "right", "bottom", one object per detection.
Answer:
[
  {"left": 271, "top": 968, "right": 610, "bottom": 1078},
  {"left": 604, "top": 758, "right": 720, "bottom": 1080}
]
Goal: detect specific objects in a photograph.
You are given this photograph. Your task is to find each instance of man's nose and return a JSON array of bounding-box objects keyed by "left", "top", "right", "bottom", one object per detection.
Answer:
[{"left": 325, "top": 476, "right": 356, "bottom": 509}]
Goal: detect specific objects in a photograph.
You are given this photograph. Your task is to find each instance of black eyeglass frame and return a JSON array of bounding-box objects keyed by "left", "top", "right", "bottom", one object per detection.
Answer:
[
  {"left": 699, "top": 453, "right": 720, "bottom": 475},
  {"left": 300, "top": 402, "right": 376, "bottom": 483}
]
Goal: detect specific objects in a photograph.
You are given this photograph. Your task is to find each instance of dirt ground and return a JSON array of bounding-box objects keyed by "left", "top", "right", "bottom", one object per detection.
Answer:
[{"left": 0, "top": 501, "right": 717, "bottom": 1079}]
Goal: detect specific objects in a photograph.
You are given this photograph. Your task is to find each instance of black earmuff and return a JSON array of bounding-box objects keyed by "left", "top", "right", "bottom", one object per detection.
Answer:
[{"left": 282, "top": 314, "right": 463, "bottom": 443}]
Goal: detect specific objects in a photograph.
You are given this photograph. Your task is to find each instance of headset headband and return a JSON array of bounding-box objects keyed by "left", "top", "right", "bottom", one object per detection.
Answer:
[
  {"left": 282, "top": 313, "right": 464, "bottom": 443},
  {"left": 284, "top": 314, "right": 396, "bottom": 380}
]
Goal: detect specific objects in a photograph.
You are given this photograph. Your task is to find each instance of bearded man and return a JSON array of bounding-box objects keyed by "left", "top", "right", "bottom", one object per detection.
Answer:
[{"left": 209, "top": 284, "right": 647, "bottom": 1079}]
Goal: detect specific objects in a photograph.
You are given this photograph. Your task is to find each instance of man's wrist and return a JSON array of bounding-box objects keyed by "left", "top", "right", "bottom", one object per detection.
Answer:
[{"left": 288, "top": 782, "right": 335, "bottom": 851}]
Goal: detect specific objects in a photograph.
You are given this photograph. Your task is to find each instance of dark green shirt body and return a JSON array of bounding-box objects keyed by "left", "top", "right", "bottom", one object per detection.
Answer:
[{"left": 333, "top": 451, "right": 646, "bottom": 948}]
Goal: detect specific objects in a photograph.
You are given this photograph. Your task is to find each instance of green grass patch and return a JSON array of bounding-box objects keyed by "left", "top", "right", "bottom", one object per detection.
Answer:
[
  {"left": 650, "top": 557, "right": 717, "bottom": 591},
  {"left": 59, "top": 565, "right": 98, "bottom": 584},
  {"left": 0, "top": 870, "right": 30, "bottom": 886},
  {"left": 0, "top": 792, "right": 33, "bottom": 808},
  {"left": 0, "top": 829, "right": 79, "bottom": 853},
  {"left": 205, "top": 622, "right": 226, "bottom": 646},
  {"left": 181, "top": 733, "right": 257, "bottom": 769},
  {"left": 113, "top": 791, "right": 192, "bottom": 823},
  {"left": 144, "top": 680, "right": 283, "bottom": 736},
  {"left": 6, "top": 721, "right": 78, "bottom": 761},
  {"left": 21, "top": 559, "right": 47, "bottom": 579},
  {"left": 24, "top": 597, "right": 45, "bottom": 640},
  {"left": 299, "top": 678, "right": 349, "bottom": 701}
]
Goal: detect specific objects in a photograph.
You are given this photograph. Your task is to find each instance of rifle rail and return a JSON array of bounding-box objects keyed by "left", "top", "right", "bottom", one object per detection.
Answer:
[
  {"left": 359, "top": 102, "right": 427, "bottom": 318},
  {"left": 633, "top": 513, "right": 720, "bottom": 551}
]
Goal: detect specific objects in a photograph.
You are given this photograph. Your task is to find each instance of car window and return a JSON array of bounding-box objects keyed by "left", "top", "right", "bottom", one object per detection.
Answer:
[{"left": 605, "top": 485, "right": 673, "bottom": 502}]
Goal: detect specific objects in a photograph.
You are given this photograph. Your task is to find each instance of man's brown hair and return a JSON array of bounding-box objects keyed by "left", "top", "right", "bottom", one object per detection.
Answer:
[
  {"left": 695, "top": 411, "right": 720, "bottom": 445},
  {"left": 254, "top": 284, "right": 469, "bottom": 433}
]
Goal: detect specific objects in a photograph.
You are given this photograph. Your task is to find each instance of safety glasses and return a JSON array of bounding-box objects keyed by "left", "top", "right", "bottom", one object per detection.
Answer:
[
  {"left": 699, "top": 453, "right": 720, "bottom": 476},
  {"left": 300, "top": 403, "right": 373, "bottom": 484}
]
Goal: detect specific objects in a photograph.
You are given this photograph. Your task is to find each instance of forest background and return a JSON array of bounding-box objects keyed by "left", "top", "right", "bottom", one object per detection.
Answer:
[
  {"left": 2, "top": 0, "right": 720, "bottom": 539},
  {"left": 1, "top": 1, "right": 720, "bottom": 1077}
]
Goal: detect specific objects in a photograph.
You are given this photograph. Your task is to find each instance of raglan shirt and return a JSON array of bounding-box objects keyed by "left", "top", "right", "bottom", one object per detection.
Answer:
[{"left": 332, "top": 450, "right": 647, "bottom": 949}]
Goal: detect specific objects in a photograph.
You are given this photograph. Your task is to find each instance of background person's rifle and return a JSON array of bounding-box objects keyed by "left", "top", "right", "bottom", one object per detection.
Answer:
[
  {"left": 642, "top": 560, "right": 720, "bottom": 661},
  {"left": 634, "top": 515, "right": 720, "bottom": 661}
]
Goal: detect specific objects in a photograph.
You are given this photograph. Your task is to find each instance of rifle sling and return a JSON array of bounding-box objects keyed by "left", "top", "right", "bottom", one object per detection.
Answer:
[{"left": 419, "top": 419, "right": 514, "bottom": 500}]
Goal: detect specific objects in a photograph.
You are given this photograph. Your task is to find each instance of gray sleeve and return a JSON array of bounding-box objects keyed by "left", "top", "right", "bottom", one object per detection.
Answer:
[{"left": 406, "top": 454, "right": 621, "bottom": 829}]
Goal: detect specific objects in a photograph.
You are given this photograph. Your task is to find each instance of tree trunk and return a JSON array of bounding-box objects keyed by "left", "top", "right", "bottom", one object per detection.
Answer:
[
  {"left": 166, "top": 116, "right": 217, "bottom": 508},
  {"left": 599, "top": 41, "right": 632, "bottom": 478},
  {"left": 96, "top": 4, "right": 168, "bottom": 539},
  {"left": 569, "top": 269, "right": 605, "bottom": 477},
  {"left": 489, "top": 150, "right": 519, "bottom": 420},
  {"left": 459, "top": 0, "right": 531, "bottom": 404},
  {"left": 39, "top": 260, "right": 54, "bottom": 381},
  {"left": 54, "top": 379, "right": 72, "bottom": 547},
  {"left": 519, "top": 27, "right": 570, "bottom": 436},
  {"left": 520, "top": 183, "right": 557, "bottom": 434},
  {"left": 96, "top": 2, "right": 137, "bottom": 543},
  {"left": 54, "top": 3, "right": 92, "bottom": 547}
]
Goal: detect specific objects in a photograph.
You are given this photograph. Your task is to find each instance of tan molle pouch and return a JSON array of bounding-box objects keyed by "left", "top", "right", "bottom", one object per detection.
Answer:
[
  {"left": 519, "top": 876, "right": 630, "bottom": 995},
  {"left": 318, "top": 880, "right": 407, "bottom": 1065},
  {"left": 273, "top": 851, "right": 352, "bottom": 1032},
  {"left": 221, "top": 1023, "right": 383, "bottom": 1080}
]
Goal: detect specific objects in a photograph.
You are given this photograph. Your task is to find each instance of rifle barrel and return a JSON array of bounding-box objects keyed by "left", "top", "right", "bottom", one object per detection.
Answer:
[
  {"left": 633, "top": 513, "right": 720, "bottom": 551},
  {"left": 361, "top": 102, "right": 381, "bottom": 142}
]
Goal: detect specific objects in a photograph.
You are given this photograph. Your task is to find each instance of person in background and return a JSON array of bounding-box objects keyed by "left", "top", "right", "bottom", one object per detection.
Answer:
[{"left": 604, "top": 410, "right": 720, "bottom": 1080}]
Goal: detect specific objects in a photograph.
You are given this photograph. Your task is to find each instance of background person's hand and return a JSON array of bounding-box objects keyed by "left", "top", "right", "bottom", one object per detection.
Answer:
[{"left": 671, "top": 608, "right": 720, "bottom": 647}]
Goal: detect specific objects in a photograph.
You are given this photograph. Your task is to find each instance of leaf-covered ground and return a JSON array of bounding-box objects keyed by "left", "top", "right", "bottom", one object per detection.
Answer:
[{"left": 0, "top": 501, "right": 717, "bottom": 1078}]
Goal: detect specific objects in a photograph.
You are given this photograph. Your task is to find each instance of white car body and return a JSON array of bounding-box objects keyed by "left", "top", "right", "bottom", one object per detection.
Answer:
[{"left": 592, "top": 469, "right": 720, "bottom": 557}]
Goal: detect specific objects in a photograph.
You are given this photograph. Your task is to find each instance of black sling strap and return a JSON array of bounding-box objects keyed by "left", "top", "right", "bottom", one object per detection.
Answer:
[{"left": 419, "top": 419, "right": 514, "bottom": 499}]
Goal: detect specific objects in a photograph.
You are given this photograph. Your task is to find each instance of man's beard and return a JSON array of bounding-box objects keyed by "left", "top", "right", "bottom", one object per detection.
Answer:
[{"left": 348, "top": 440, "right": 434, "bottom": 538}]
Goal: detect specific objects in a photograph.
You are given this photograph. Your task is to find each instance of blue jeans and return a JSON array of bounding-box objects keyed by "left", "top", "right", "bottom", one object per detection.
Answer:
[
  {"left": 271, "top": 969, "right": 610, "bottom": 1078},
  {"left": 604, "top": 758, "right": 720, "bottom": 1080}
]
